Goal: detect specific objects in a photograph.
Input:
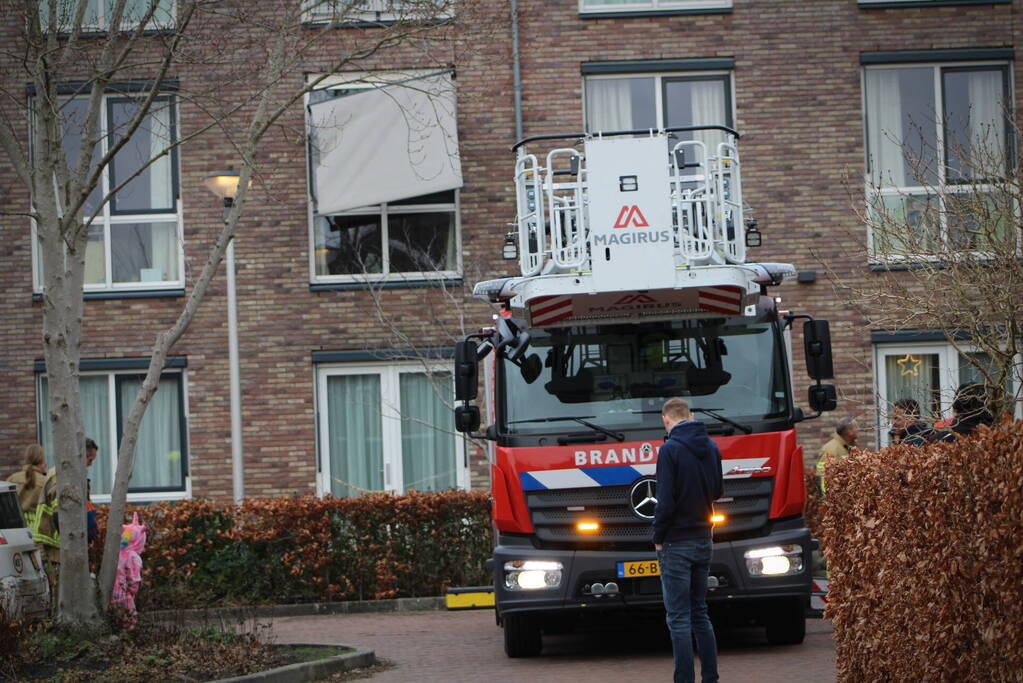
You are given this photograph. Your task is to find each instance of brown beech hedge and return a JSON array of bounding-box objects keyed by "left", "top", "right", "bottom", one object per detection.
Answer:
[
  {"left": 93, "top": 490, "right": 493, "bottom": 609},
  {"left": 820, "top": 422, "right": 1023, "bottom": 682}
]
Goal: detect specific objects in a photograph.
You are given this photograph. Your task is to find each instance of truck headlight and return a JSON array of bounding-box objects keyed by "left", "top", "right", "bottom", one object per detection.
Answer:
[
  {"left": 743, "top": 544, "right": 803, "bottom": 577},
  {"left": 504, "top": 560, "right": 563, "bottom": 591}
]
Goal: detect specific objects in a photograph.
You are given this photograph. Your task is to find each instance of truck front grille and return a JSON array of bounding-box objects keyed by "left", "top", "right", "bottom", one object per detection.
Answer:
[{"left": 525, "top": 477, "right": 773, "bottom": 547}]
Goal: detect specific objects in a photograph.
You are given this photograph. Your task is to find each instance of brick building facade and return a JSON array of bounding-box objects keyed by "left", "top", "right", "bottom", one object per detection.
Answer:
[{"left": 1, "top": 0, "right": 1019, "bottom": 502}]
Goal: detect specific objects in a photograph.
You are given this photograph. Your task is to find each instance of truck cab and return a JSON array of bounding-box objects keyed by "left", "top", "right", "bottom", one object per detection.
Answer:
[{"left": 454, "top": 127, "right": 836, "bottom": 657}]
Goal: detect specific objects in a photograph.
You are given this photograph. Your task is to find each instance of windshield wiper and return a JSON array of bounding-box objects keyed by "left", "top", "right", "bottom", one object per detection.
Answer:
[
  {"left": 509, "top": 415, "right": 625, "bottom": 442},
  {"left": 691, "top": 408, "right": 753, "bottom": 435},
  {"left": 569, "top": 417, "right": 625, "bottom": 442},
  {"left": 508, "top": 415, "right": 596, "bottom": 424}
]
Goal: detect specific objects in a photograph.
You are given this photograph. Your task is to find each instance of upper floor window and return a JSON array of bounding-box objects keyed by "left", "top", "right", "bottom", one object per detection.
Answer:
[
  {"left": 584, "top": 71, "right": 733, "bottom": 166},
  {"left": 33, "top": 94, "right": 182, "bottom": 292},
  {"left": 863, "top": 62, "right": 1011, "bottom": 257},
  {"left": 306, "top": 73, "right": 462, "bottom": 283},
  {"left": 41, "top": 0, "right": 176, "bottom": 31},
  {"left": 303, "top": 0, "right": 451, "bottom": 24},
  {"left": 579, "top": 0, "right": 731, "bottom": 14}
]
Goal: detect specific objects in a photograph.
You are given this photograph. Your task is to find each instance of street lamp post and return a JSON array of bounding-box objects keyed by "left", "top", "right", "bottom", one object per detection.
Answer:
[{"left": 203, "top": 168, "right": 244, "bottom": 503}]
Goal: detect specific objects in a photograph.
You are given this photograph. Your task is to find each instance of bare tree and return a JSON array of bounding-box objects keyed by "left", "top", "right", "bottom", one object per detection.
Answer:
[
  {"left": 0, "top": 0, "right": 498, "bottom": 626},
  {"left": 821, "top": 112, "right": 1022, "bottom": 427}
]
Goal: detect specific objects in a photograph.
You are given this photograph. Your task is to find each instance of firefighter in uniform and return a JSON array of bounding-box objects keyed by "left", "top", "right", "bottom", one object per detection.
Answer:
[
  {"left": 815, "top": 417, "right": 858, "bottom": 496},
  {"left": 26, "top": 467, "right": 60, "bottom": 600}
]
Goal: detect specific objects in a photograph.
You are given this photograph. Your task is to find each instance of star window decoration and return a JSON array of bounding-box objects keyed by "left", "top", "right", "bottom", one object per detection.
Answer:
[{"left": 896, "top": 354, "right": 922, "bottom": 377}]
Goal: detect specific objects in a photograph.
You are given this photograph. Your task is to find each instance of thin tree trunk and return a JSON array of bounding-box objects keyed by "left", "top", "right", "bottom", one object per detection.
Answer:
[{"left": 37, "top": 178, "right": 100, "bottom": 627}]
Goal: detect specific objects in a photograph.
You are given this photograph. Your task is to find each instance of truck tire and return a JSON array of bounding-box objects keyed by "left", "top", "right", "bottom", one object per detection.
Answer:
[
  {"left": 765, "top": 598, "right": 806, "bottom": 645},
  {"left": 503, "top": 613, "right": 542, "bottom": 657}
]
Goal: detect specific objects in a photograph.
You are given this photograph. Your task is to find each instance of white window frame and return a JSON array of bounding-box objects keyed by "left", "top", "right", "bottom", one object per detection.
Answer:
[
  {"left": 304, "top": 73, "right": 462, "bottom": 284},
  {"left": 41, "top": 0, "right": 177, "bottom": 32},
  {"left": 314, "top": 361, "right": 467, "bottom": 497},
  {"left": 31, "top": 94, "right": 184, "bottom": 293},
  {"left": 873, "top": 341, "right": 1021, "bottom": 446},
  {"left": 302, "top": 0, "right": 452, "bottom": 24},
  {"left": 36, "top": 368, "right": 192, "bottom": 503},
  {"left": 579, "top": 0, "right": 731, "bottom": 14},
  {"left": 582, "top": 70, "right": 735, "bottom": 132},
  {"left": 862, "top": 60, "right": 1014, "bottom": 263}
]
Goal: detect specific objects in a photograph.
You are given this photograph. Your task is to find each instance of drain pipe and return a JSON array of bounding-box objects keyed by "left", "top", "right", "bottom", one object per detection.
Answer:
[{"left": 511, "top": 0, "right": 523, "bottom": 141}]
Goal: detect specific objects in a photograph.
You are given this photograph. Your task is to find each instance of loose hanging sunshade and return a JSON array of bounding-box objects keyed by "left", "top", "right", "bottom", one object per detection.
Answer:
[{"left": 308, "top": 71, "right": 462, "bottom": 214}]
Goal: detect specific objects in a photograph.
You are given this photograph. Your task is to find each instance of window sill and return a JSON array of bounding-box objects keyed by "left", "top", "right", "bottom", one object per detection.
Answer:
[
  {"left": 859, "top": 0, "right": 1009, "bottom": 7},
  {"left": 48, "top": 26, "right": 176, "bottom": 38},
  {"left": 302, "top": 17, "right": 451, "bottom": 29},
  {"left": 579, "top": 7, "right": 731, "bottom": 18},
  {"left": 310, "top": 278, "right": 462, "bottom": 292},
  {"left": 92, "top": 490, "right": 189, "bottom": 504},
  {"left": 33, "top": 288, "right": 185, "bottom": 303}
]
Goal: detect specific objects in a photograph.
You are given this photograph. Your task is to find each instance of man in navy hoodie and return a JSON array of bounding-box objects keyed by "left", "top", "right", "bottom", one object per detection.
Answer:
[{"left": 654, "top": 398, "right": 723, "bottom": 683}]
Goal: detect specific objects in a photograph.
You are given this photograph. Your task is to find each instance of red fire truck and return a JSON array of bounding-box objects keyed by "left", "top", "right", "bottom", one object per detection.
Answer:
[{"left": 453, "top": 127, "right": 837, "bottom": 657}]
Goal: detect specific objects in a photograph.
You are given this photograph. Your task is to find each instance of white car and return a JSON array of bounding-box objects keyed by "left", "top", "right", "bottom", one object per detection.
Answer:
[{"left": 0, "top": 481, "right": 50, "bottom": 621}]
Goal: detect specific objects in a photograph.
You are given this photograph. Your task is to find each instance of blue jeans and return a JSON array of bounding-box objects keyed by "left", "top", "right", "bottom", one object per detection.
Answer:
[{"left": 657, "top": 538, "right": 719, "bottom": 683}]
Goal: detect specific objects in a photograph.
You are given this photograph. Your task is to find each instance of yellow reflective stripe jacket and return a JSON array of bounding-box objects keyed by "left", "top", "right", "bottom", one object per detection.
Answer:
[{"left": 28, "top": 470, "right": 61, "bottom": 548}]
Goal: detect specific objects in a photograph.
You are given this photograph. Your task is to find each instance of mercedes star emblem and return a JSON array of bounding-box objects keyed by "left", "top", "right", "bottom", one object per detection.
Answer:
[{"left": 630, "top": 478, "right": 657, "bottom": 519}]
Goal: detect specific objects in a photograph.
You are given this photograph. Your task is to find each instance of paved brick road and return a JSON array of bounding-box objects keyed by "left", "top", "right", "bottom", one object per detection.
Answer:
[{"left": 271, "top": 610, "right": 835, "bottom": 682}]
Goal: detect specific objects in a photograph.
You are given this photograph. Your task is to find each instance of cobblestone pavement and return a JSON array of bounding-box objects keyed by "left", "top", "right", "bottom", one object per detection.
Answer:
[{"left": 271, "top": 609, "right": 835, "bottom": 682}]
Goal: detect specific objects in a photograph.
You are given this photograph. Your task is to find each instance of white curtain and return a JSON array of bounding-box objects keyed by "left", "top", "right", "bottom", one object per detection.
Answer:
[
  {"left": 587, "top": 79, "right": 633, "bottom": 132},
  {"left": 884, "top": 354, "right": 941, "bottom": 423},
  {"left": 38, "top": 375, "right": 111, "bottom": 494},
  {"left": 148, "top": 105, "right": 173, "bottom": 210},
  {"left": 84, "top": 224, "right": 106, "bottom": 284},
  {"left": 309, "top": 72, "right": 462, "bottom": 214},
  {"left": 399, "top": 372, "right": 455, "bottom": 492},
  {"left": 866, "top": 69, "right": 905, "bottom": 187},
  {"left": 148, "top": 221, "right": 176, "bottom": 281},
  {"left": 82, "top": 376, "right": 112, "bottom": 495},
  {"left": 966, "top": 70, "right": 1004, "bottom": 178},
  {"left": 327, "top": 375, "right": 384, "bottom": 497},
  {"left": 120, "top": 376, "right": 182, "bottom": 490},
  {"left": 691, "top": 81, "right": 726, "bottom": 166}
]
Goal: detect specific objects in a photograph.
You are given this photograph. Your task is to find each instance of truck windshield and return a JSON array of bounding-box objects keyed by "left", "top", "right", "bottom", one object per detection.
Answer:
[{"left": 501, "top": 316, "right": 789, "bottom": 434}]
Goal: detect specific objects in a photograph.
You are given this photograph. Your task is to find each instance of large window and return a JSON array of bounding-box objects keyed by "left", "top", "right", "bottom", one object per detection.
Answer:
[
  {"left": 863, "top": 62, "right": 1011, "bottom": 256},
  {"left": 585, "top": 71, "right": 732, "bottom": 167},
  {"left": 33, "top": 94, "right": 182, "bottom": 292},
  {"left": 579, "top": 0, "right": 731, "bottom": 14},
  {"left": 41, "top": 0, "right": 175, "bottom": 31},
  {"left": 36, "top": 370, "right": 189, "bottom": 501},
  {"left": 315, "top": 362, "right": 465, "bottom": 496},
  {"left": 874, "top": 342, "right": 1020, "bottom": 446},
  {"left": 306, "top": 77, "right": 461, "bottom": 283}
]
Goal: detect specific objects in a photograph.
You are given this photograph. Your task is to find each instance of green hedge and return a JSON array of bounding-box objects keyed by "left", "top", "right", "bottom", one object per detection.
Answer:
[{"left": 95, "top": 491, "right": 493, "bottom": 609}]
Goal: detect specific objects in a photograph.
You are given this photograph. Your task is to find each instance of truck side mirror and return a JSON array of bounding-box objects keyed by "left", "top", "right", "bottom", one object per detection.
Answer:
[
  {"left": 455, "top": 341, "right": 479, "bottom": 401},
  {"left": 808, "top": 383, "right": 837, "bottom": 412},
  {"left": 803, "top": 320, "right": 834, "bottom": 380},
  {"left": 454, "top": 404, "right": 480, "bottom": 433}
]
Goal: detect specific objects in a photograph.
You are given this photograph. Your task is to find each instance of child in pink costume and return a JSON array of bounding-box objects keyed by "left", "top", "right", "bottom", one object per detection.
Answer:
[{"left": 111, "top": 512, "right": 146, "bottom": 626}]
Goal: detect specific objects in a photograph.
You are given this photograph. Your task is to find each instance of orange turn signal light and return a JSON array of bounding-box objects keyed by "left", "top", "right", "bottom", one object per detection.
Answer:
[
  {"left": 577, "top": 521, "right": 600, "bottom": 532},
  {"left": 710, "top": 514, "right": 726, "bottom": 524}
]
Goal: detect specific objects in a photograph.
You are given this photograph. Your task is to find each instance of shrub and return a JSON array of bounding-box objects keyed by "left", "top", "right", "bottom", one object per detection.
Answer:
[
  {"left": 820, "top": 422, "right": 1023, "bottom": 682},
  {"left": 93, "top": 490, "right": 492, "bottom": 609}
]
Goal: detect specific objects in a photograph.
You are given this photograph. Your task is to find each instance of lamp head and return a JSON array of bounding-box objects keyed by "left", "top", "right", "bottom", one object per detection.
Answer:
[{"left": 203, "top": 168, "right": 241, "bottom": 202}]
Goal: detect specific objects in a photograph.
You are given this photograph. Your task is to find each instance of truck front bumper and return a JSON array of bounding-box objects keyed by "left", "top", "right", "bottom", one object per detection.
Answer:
[{"left": 493, "top": 526, "right": 812, "bottom": 618}]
